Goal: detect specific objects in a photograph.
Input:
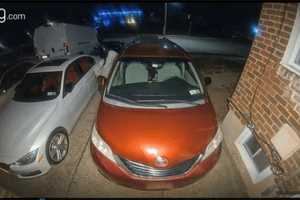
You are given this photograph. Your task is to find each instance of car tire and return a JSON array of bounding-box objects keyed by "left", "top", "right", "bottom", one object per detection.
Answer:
[{"left": 46, "top": 128, "right": 69, "bottom": 165}]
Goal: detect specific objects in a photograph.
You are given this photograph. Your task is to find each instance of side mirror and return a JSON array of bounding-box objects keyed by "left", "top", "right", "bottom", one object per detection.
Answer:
[
  {"left": 98, "top": 75, "right": 107, "bottom": 95},
  {"left": 65, "top": 82, "right": 74, "bottom": 94},
  {"left": 204, "top": 77, "right": 212, "bottom": 86}
]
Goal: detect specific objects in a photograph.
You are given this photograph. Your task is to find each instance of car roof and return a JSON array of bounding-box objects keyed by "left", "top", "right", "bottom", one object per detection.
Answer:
[
  {"left": 28, "top": 54, "right": 95, "bottom": 73},
  {"left": 119, "top": 35, "right": 191, "bottom": 60},
  {"left": 35, "top": 58, "right": 68, "bottom": 68}
]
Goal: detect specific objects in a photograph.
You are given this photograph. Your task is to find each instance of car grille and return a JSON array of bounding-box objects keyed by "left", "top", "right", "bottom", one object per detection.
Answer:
[{"left": 118, "top": 155, "right": 199, "bottom": 178}]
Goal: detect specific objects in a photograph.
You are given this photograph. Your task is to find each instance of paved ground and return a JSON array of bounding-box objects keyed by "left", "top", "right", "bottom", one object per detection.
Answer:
[{"left": 0, "top": 55, "right": 248, "bottom": 197}]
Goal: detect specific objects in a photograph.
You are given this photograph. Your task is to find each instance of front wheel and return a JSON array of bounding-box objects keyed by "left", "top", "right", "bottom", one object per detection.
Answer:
[{"left": 46, "top": 130, "right": 69, "bottom": 165}]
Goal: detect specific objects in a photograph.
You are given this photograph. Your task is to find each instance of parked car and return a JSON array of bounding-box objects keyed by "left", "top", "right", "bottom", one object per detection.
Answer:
[
  {"left": 0, "top": 58, "right": 39, "bottom": 108},
  {"left": 91, "top": 36, "right": 223, "bottom": 190},
  {"left": 0, "top": 54, "right": 102, "bottom": 178}
]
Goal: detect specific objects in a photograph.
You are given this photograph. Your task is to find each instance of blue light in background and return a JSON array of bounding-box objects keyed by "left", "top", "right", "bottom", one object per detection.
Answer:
[
  {"left": 120, "top": 18, "right": 126, "bottom": 26},
  {"left": 92, "top": 5, "right": 143, "bottom": 29},
  {"left": 103, "top": 19, "right": 111, "bottom": 27},
  {"left": 251, "top": 24, "right": 261, "bottom": 37}
]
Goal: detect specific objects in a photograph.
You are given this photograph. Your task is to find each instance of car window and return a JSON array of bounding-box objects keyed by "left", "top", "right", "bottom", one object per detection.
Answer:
[
  {"left": 78, "top": 56, "right": 95, "bottom": 75},
  {"left": 107, "top": 58, "right": 204, "bottom": 105},
  {"left": 14, "top": 71, "right": 62, "bottom": 102},
  {"left": 64, "top": 63, "right": 80, "bottom": 86}
]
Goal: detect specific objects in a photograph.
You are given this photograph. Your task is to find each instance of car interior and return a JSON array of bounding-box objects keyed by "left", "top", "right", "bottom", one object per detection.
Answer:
[
  {"left": 109, "top": 60, "right": 203, "bottom": 102},
  {"left": 78, "top": 57, "right": 94, "bottom": 74},
  {"left": 125, "top": 62, "right": 148, "bottom": 84},
  {"left": 66, "top": 65, "right": 80, "bottom": 85},
  {"left": 113, "top": 60, "right": 199, "bottom": 87},
  {"left": 41, "top": 75, "right": 60, "bottom": 93}
]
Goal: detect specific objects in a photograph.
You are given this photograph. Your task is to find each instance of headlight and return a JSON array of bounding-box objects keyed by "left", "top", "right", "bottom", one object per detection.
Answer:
[
  {"left": 202, "top": 128, "right": 223, "bottom": 161},
  {"left": 91, "top": 125, "right": 116, "bottom": 163},
  {"left": 15, "top": 148, "right": 39, "bottom": 166}
]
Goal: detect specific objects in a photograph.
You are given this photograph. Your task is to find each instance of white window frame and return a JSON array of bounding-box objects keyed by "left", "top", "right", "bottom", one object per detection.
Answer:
[
  {"left": 281, "top": 4, "right": 300, "bottom": 76},
  {"left": 235, "top": 126, "right": 273, "bottom": 184}
]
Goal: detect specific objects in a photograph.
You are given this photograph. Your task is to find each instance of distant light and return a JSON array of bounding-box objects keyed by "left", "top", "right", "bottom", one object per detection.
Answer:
[
  {"left": 251, "top": 25, "right": 261, "bottom": 37},
  {"left": 103, "top": 19, "right": 111, "bottom": 27},
  {"left": 92, "top": 6, "right": 143, "bottom": 29},
  {"left": 120, "top": 19, "right": 126, "bottom": 26},
  {"left": 93, "top": 16, "right": 99, "bottom": 22},
  {"left": 42, "top": 55, "right": 48, "bottom": 59},
  {"left": 152, "top": 63, "right": 159, "bottom": 68},
  {"left": 253, "top": 27, "right": 259, "bottom": 34},
  {"left": 126, "top": 16, "right": 136, "bottom": 25},
  {"left": 97, "top": 10, "right": 142, "bottom": 17}
]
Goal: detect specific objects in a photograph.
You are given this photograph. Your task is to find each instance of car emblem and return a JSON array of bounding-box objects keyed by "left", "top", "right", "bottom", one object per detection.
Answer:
[{"left": 154, "top": 156, "right": 168, "bottom": 167}]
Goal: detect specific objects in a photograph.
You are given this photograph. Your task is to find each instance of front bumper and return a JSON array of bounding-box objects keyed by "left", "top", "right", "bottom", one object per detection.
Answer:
[
  {"left": 0, "top": 151, "right": 51, "bottom": 179},
  {"left": 91, "top": 143, "right": 222, "bottom": 190}
]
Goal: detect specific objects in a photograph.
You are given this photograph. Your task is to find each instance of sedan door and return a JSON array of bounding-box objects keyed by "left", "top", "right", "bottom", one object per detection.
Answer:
[
  {"left": 77, "top": 56, "right": 98, "bottom": 102},
  {"left": 61, "top": 60, "right": 86, "bottom": 129}
]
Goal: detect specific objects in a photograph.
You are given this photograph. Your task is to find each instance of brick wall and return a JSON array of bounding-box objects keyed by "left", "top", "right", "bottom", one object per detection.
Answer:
[{"left": 230, "top": 2, "right": 300, "bottom": 193}]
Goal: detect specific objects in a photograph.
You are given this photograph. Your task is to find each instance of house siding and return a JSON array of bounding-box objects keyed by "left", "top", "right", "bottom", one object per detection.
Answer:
[{"left": 230, "top": 2, "right": 300, "bottom": 193}]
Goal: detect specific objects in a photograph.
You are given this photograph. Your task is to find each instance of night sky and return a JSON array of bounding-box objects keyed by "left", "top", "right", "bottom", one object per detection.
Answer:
[{"left": 0, "top": 2, "right": 262, "bottom": 47}]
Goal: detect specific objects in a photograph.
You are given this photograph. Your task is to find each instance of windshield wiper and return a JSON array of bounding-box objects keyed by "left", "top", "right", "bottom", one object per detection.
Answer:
[
  {"left": 106, "top": 93, "right": 168, "bottom": 108},
  {"left": 166, "top": 99, "right": 202, "bottom": 106},
  {"left": 141, "top": 99, "right": 203, "bottom": 106}
]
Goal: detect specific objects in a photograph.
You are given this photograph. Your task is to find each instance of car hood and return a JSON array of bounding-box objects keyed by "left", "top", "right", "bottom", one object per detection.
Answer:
[
  {"left": 97, "top": 101, "right": 218, "bottom": 168},
  {"left": 0, "top": 99, "right": 58, "bottom": 163}
]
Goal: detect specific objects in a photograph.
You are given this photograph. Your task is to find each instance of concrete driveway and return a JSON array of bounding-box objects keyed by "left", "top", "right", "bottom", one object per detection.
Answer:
[{"left": 0, "top": 56, "right": 248, "bottom": 197}]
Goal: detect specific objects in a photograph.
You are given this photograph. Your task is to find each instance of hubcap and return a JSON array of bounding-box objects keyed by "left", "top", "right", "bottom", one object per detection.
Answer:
[{"left": 49, "top": 133, "right": 68, "bottom": 162}]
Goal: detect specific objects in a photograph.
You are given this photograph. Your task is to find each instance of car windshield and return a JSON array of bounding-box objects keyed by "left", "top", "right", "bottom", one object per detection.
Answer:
[
  {"left": 14, "top": 71, "right": 62, "bottom": 102},
  {"left": 106, "top": 58, "right": 204, "bottom": 107}
]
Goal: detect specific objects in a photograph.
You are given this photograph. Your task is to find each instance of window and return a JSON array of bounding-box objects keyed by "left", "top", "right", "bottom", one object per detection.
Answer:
[
  {"left": 105, "top": 58, "right": 204, "bottom": 109},
  {"left": 65, "top": 64, "right": 80, "bottom": 85},
  {"left": 235, "top": 126, "right": 273, "bottom": 184},
  {"left": 63, "top": 63, "right": 81, "bottom": 97},
  {"left": 13, "top": 71, "right": 62, "bottom": 102},
  {"left": 281, "top": 4, "right": 300, "bottom": 75},
  {"left": 78, "top": 56, "right": 95, "bottom": 75}
]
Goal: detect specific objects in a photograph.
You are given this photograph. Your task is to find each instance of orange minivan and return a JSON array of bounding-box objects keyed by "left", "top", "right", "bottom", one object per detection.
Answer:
[{"left": 91, "top": 36, "right": 222, "bottom": 190}]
